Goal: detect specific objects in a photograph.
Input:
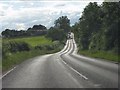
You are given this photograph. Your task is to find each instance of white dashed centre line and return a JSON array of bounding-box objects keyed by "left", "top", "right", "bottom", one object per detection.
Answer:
[{"left": 61, "top": 60, "right": 88, "bottom": 80}]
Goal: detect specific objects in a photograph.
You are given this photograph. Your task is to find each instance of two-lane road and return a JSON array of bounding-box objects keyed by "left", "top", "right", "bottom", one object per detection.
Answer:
[{"left": 2, "top": 33, "right": 118, "bottom": 88}]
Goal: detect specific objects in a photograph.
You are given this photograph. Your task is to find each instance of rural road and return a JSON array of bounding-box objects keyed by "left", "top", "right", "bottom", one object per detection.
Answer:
[{"left": 2, "top": 33, "right": 118, "bottom": 88}]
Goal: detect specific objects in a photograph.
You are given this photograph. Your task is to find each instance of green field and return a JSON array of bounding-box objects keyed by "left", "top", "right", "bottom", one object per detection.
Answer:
[
  {"left": 79, "top": 50, "right": 119, "bottom": 62},
  {"left": 2, "top": 36, "right": 64, "bottom": 71},
  {"left": 3, "top": 36, "right": 52, "bottom": 47}
]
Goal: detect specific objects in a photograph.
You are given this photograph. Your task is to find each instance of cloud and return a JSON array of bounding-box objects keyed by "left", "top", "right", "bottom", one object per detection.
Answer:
[
  {"left": 0, "top": 0, "right": 103, "bottom": 32},
  {"left": 16, "top": 23, "right": 26, "bottom": 30},
  {"left": 55, "top": 4, "right": 65, "bottom": 7}
]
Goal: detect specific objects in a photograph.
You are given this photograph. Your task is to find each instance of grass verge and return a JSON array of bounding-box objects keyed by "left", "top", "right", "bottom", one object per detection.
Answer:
[
  {"left": 78, "top": 50, "right": 119, "bottom": 62},
  {"left": 2, "top": 49, "right": 62, "bottom": 71},
  {"left": 2, "top": 36, "right": 64, "bottom": 71}
]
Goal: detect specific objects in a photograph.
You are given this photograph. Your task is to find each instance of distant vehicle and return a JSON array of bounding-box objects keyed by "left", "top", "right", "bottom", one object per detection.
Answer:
[
  {"left": 68, "top": 32, "right": 71, "bottom": 35},
  {"left": 71, "top": 36, "right": 73, "bottom": 39},
  {"left": 67, "top": 32, "right": 73, "bottom": 39}
]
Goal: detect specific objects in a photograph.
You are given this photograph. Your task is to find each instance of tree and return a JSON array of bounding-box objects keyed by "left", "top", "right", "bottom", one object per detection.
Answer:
[
  {"left": 73, "top": 2, "right": 119, "bottom": 54},
  {"left": 54, "top": 16, "right": 70, "bottom": 33},
  {"left": 101, "top": 2, "right": 119, "bottom": 51},
  {"left": 2, "top": 29, "right": 28, "bottom": 38},
  {"left": 46, "top": 27, "right": 66, "bottom": 42},
  {"left": 32, "top": 24, "right": 47, "bottom": 30},
  {"left": 75, "top": 2, "right": 102, "bottom": 50},
  {"left": 2, "top": 29, "right": 10, "bottom": 37}
]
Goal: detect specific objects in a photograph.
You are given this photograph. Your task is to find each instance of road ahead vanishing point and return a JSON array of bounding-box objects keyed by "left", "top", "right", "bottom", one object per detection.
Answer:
[{"left": 2, "top": 33, "right": 118, "bottom": 88}]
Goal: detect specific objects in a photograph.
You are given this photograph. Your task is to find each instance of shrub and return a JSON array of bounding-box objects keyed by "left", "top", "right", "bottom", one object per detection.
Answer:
[
  {"left": 46, "top": 28, "right": 66, "bottom": 41},
  {"left": 3, "top": 41, "right": 30, "bottom": 54},
  {"left": 34, "top": 45, "right": 44, "bottom": 50},
  {"left": 34, "top": 41, "right": 61, "bottom": 51}
]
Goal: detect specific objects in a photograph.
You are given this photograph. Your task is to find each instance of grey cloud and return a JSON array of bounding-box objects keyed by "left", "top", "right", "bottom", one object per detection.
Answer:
[
  {"left": 0, "top": 1, "right": 103, "bottom": 32},
  {"left": 55, "top": 4, "right": 65, "bottom": 7}
]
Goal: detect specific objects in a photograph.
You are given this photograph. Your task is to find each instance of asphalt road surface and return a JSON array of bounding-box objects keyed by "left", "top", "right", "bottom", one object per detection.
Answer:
[{"left": 2, "top": 33, "right": 118, "bottom": 88}]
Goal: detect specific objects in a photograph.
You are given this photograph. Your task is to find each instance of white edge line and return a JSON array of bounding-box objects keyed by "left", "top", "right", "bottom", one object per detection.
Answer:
[
  {"left": 61, "top": 60, "right": 88, "bottom": 80},
  {"left": 0, "top": 66, "right": 17, "bottom": 79}
]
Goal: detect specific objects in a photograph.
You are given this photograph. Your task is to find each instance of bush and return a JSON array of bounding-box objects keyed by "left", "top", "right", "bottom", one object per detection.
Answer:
[
  {"left": 3, "top": 41, "right": 30, "bottom": 54},
  {"left": 34, "top": 41, "right": 61, "bottom": 51},
  {"left": 35, "top": 44, "right": 54, "bottom": 51},
  {"left": 46, "top": 28, "right": 66, "bottom": 41},
  {"left": 34, "top": 45, "right": 43, "bottom": 50}
]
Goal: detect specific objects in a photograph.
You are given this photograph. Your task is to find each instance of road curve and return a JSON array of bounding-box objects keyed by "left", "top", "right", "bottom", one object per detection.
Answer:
[{"left": 2, "top": 33, "right": 118, "bottom": 88}]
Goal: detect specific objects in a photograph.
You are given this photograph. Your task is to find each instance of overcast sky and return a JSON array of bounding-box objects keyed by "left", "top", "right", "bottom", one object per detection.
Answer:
[{"left": 0, "top": 0, "right": 103, "bottom": 32}]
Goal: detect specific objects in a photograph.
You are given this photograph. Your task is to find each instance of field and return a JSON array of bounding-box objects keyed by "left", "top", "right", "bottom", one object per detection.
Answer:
[
  {"left": 2, "top": 36, "right": 64, "bottom": 71},
  {"left": 3, "top": 36, "right": 52, "bottom": 47}
]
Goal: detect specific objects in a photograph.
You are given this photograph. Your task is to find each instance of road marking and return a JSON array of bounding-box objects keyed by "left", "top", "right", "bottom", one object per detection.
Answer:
[
  {"left": 61, "top": 60, "right": 88, "bottom": 80},
  {"left": 0, "top": 66, "right": 17, "bottom": 79},
  {"left": 94, "top": 84, "right": 101, "bottom": 87}
]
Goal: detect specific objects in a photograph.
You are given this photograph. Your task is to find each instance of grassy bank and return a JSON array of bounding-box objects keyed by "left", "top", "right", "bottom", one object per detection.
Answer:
[
  {"left": 78, "top": 50, "right": 119, "bottom": 62},
  {"left": 3, "top": 49, "right": 61, "bottom": 71},
  {"left": 2, "top": 36, "right": 64, "bottom": 71}
]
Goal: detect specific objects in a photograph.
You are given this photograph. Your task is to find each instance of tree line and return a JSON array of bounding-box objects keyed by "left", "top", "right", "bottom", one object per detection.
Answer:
[
  {"left": 2, "top": 16, "right": 70, "bottom": 43},
  {"left": 46, "top": 16, "right": 70, "bottom": 42},
  {"left": 72, "top": 2, "right": 119, "bottom": 54},
  {"left": 2, "top": 24, "right": 47, "bottom": 38}
]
